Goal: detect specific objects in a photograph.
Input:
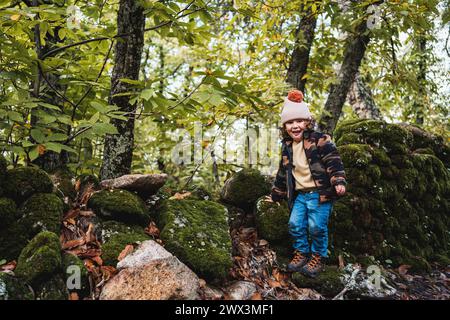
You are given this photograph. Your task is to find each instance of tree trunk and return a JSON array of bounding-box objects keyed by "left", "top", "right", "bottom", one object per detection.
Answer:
[
  {"left": 100, "top": 0, "right": 145, "bottom": 180},
  {"left": 30, "top": 0, "right": 68, "bottom": 172},
  {"left": 347, "top": 71, "right": 382, "bottom": 120},
  {"left": 318, "top": 18, "right": 372, "bottom": 135},
  {"left": 286, "top": 1, "right": 320, "bottom": 92},
  {"left": 414, "top": 37, "right": 426, "bottom": 125}
]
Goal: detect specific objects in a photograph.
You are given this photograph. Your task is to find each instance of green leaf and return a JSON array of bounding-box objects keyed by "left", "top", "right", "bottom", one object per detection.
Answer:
[
  {"left": 89, "top": 112, "right": 100, "bottom": 124},
  {"left": 44, "top": 142, "right": 62, "bottom": 153},
  {"left": 48, "top": 133, "right": 68, "bottom": 142},
  {"left": 140, "top": 88, "right": 154, "bottom": 101},
  {"left": 7, "top": 111, "right": 23, "bottom": 122},
  {"left": 29, "top": 146, "right": 39, "bottom": 161},
  {"left": 22, "top": 140, "right": 35, "bottom": 148},
  {"left": 92, "top": 122, "right": 119, "bottom": 135},
  {"left": 37, "top": 102, "right": 61, "bottom": 111},
  {"left": 31, "top": 128, "right": 46, "bottom": 143}
]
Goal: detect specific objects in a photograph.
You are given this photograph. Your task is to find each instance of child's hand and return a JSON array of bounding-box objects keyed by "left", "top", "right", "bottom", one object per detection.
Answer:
[
  {"left": 263, "top": 195, "right": 280, "bottom": 206},
  {"left": 335, "top": 184, "right": 346, "bottom": 196}
]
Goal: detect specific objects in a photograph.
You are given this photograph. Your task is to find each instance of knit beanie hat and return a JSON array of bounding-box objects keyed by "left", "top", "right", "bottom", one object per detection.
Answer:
[{"left": 280, "top": 89, "right": 313, "bottom": 125}]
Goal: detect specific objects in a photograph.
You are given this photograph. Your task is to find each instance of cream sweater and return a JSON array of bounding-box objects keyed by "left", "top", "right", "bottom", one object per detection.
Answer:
[{"left": 292, "top": 139, "right": 316, "bottom": 190}]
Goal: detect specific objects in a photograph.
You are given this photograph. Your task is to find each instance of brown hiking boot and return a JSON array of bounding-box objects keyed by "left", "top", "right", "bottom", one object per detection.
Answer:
[
  {"left": 300, "top": 253, "right": 324, "bottom": 278},
  {"left": 287, "top": 250, "right": 309, "bottom": 272}
]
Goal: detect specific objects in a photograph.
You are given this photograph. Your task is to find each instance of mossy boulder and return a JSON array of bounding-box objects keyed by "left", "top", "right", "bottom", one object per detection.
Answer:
[
  {"left": 156, "top": 199, "right": 233, "bottom": 282},
  {"left": 98, "top": 220, "right": 147, "bottom": 243},
  {"left": 220, "top": 168, "right": 271, "bottom": 212},
  {"left": 88, "top": 189, "right": 149, "bottom": 226},
  {"left": 254, "top": 197, "right": 290, "bottom": 245},
  {"left": 34, "top": 274, "right": 68, "bottom": 300},
  {"left": 15, "top": 231, "right": 62, "bottom": 286},
  {"left": 0, "top": 197, "right": 18, "bottom": 229},
  {"left": 291, "top": 266, "right": 345, "bottom": 298},
  {"left": 328, "top": 119, "right": 450, "bottom": 271},
  {"left": 18, "top": 193, "right": 64, "bottom": 237},
  {"left": 101, "top": 231, "right": 149, "bottom": 267},
  {"left": 4, "top": 167, "right": 53, "bottom": 204},
  {"left": 0, "top": 155, "right": 7, "bottom": 196},
  {"left": 62, "top": 253, "right": 89, "bottom": 295},
  {"left": 0, "top": 273, "right": 34, "bottom": 300},
  {"left": 0, "top": 222, "right": 30, "bottom": 261}
]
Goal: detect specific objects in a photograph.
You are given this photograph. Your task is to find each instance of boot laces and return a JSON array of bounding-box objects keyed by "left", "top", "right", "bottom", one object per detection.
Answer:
[
  {"left": 292, "top": 251, "right": 305, "bottom": 264},
  {"left": 306, "top": 254, "right": 321, "bottom": 270}
]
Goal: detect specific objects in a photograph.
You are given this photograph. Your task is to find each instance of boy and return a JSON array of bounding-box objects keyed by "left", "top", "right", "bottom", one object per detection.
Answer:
[{"left": 265, "top": 89, "right": 347, "bottom": 278}]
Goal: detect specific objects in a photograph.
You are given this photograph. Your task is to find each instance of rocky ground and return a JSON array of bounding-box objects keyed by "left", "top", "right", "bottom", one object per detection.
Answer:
[{"left": 1, "top": 119, "right": 449, "bottom": 300}]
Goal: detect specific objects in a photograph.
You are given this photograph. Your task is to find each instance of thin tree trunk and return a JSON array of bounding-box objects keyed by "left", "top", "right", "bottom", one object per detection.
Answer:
[
  {"left": 100, "top": 0, "right": 145, "bottom": 180},
  {"left": 30, "top": 0, "right": 68, "bottom": 172},
  {"left": 318, "top": 14, "right": 374, "bottom": 135},
  {"left": 286, "top": 1, "right": 320, "bottom": 92},
  {"left": 347, "top": 71, "right": 382, "bottom": 120},
  {"left": 414, "top": 37, "right": 426, "bottom": 125}
]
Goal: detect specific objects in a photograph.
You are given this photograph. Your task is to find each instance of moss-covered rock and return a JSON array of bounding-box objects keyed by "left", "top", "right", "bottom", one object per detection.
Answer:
[
  {"left": 291, "top": 266, "right": 345, "bottom": 298},
  {"left": 328, "top": 119, "right": 450, "bottom": 271},
  {"left": 0, "top": 155, "right": 7, "bottom": 197},
  {"left": 18, "top": 193, "right": 63, "bottom": 238},
  {"left": 101, "top": 231, "right": 149, "bottom": 267},
  {"left": 4, "top": 166, "right": 54, "bottom": 204},
  {"left": 34, "top": 274, "right": 68, "bottom": 300},
  {"left": 0, "top": 197, "right": 18, "bottom": 229},
  {"left": 98, "top": 220, "right": 147, "bottom": 243},
  {"left": 220, "top": 168, "right": 271, "bottom": 212},
  {"left": 62, "top": 253, "right": 89, "bottom": 295},
  {"left": 15, "top": 231, "right": 62, "bottom": 286},
  {"left": 88, "top": 189, "right": 149, "bottom": 226},
  {"left": 0, "top": 222, "right": 30, "bottom": 261},
  {"left": 254, "top": 197, "right": 290, "bottom": 245},
  {"left": 157, "top": 199, "right": 233, "bottom": 282},
  {"left": 0, "top": 273, "right": 34, "bottom": 300}
]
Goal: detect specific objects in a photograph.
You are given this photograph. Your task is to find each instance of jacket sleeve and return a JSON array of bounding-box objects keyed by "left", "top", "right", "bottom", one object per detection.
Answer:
[
  {"left": 317, "top": 134, "right": 347, "bottom": 186},
  {"left": 270, "top": 157, "right": 288, "bottom": 202}
]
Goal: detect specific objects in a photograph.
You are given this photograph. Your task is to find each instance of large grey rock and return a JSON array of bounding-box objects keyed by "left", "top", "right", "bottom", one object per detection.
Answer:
[
  {"left": 99, "top": 240, "right": 201, "bottom": 300},
  {"left": 100, "top": 174, "right": 167, "bottom": 198}
]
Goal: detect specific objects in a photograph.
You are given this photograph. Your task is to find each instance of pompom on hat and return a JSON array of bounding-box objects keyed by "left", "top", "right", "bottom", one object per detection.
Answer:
[{"left": 280, "top": 89, "right": 313, "bottom": 125}]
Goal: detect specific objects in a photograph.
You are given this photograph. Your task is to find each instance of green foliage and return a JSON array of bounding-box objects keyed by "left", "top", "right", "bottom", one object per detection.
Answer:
[{"left": 4, "top": 166, "right": 54, "bottom": 203}]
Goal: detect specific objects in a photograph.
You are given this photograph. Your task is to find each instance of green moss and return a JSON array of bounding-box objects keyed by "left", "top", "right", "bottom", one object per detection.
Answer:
[
  {"left": 158, "top": 199, "right": 233, "bottom": 282},
  {"left": 0, "top": 222, "right": 29, "bottom": 260},
  {"left": 255, "top": 197, "right": 290, "bottom": 245},
  {"left": 4, "top": 167, "right": 53, "bottom": 204},
  {"left": 0, "top": 273, "right": 34, "bottom": 300},
  {"left": 98, "top": 220, "right": 147, "bottom": 243},
  {"left": 88, "top": 189, "right": 149, "bottom": 226},
  {"left": 34, "top": 274, "right": 68, "bottom": 300},
  {"left": 220, "top": 168, "right": 271, "bottom": 211},
  {"left": 15, "top": 231, "right": 62, "bottom": 286},
  {"left": 0, "top": 155, "right": 7, "bottom": 197},
  {"left": 291, "top": 266, "right": 344, "bottom": 298},
  {"left": 338, "top": 144, "right": 373, "bottom": 169},
  {"left": 62, "top": 253, "right": 89, "bottom": 295},
  {"left": 0, "top": 197, "right": 18, "bottom": 229},
  {"left": 18, "top": 193, "right": 63, "bottom": 238},
  {"left": 101, "top": 232, "right": 149, "bottom": 267}
]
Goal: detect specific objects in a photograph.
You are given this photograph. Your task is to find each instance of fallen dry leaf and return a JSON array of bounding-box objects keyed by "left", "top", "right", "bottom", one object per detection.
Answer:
[
  {"left": 144, "top": 221, "right": 160, "bottom": 238},
  {"left": 250, "top": 292, "right": 263, "bottom": 300},
  {"left": 85, "top": 223, "right": 96, "bottom": 243},
  {"left": 169, "top": 191, "right": 192, "bottom": 200},
  {"left": 62, "top": 238, "right": 86, "bottom": 250},
  {"left": 74, "top": 179, "right": 81, "bottom": 192},
  {"left": 64, "top": 208, "right": 80, "bottom": 220},
  {"left": 267, "top": 279, "right": 282, "bottom": 288},
  {"left": 398, "top": 264, "right": 412, "bottom": 276},
  {"left": 91, "top": 255, "right": 103, "bottom": 266},
  {"left": 69, "top": 292, "right": 79, "bottom": 300},
  {"left": 117, "top": 244, "right": 134, "bottom": 261},
  {"left": 258, "top": 239, "right": 268, "bottom": 246}
]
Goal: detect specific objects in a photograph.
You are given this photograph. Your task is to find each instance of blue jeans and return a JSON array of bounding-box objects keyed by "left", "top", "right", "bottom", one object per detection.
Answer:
[{"left": 288, "top": 191, "right": 333, "bottom": 258}]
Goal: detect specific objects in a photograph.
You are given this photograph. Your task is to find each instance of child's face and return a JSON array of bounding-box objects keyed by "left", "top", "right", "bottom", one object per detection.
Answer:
[{"left": 285, "top": 119, "right": 310, "bottom": 141}]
